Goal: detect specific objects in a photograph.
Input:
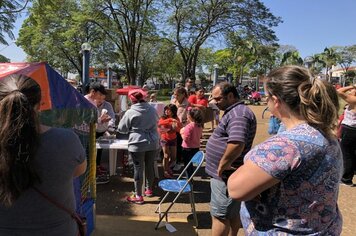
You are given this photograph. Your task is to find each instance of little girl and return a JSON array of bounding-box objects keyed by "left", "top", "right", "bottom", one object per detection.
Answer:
[
  {"left": 180, "top": 107, "right": 203, "bottom": 176},
  {"left": 158, "top": 104, "right": 182, "bottom": 178}
]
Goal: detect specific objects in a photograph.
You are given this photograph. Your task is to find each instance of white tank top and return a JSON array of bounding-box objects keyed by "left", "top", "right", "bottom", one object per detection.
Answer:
[{"left": 341, "top": 108, "right": 356, "bottom": 127}]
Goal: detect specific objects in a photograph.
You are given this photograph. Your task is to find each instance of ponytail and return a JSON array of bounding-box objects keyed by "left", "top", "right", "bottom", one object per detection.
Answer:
[
  {"left": 0, "top": 75, "right": 41, "bottom": 206},
  {"left": 298, "top": 78, "right": 339, "bottom": 138},
  {"left": 266, "top": 65, "right": 339, "bottom": 138}
]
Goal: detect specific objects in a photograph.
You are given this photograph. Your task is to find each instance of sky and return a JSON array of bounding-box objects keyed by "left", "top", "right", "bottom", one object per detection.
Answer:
[{"left": 1, "top": 0, "right": 356, "bottom": 62}]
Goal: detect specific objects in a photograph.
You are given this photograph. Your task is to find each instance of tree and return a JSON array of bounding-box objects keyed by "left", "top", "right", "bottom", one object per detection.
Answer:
[
  {"left": 17, "top": 0, "right": 111, "bottom": 78},
  {"left": 335, "top": 45, "right": 356, "bottom": 74},
  {"left": 0, "top": 54, "right": 10, "bottom": 62},
  {"left": 87, "top": 0, "right": 157, "bottom": 85},
  {"left": 306, "top": 54, "right": 324, "bottom": 75},
  {"left": 160, "top": 0, "right": 281, "bottom": 81},
  {"left": 149, "top": 40, "right": 184, "bottom": 88},
  {"left": 227, "top": 31, "right": 261, "bottom": 83},
  {"left": 280, "top": 50, "right": 303, "bottom": 66},
  {"left": 0, "top": 0, "right": 29, "bottom": 45},
  {"left": 320, "top": 47, "right": 339, "bottom": 82},
  {"left": 250, "top": 43, "right": 279, "bottom": 76},
  {"left": 343, "top": 70, "right": 356, "bottom": 85}
]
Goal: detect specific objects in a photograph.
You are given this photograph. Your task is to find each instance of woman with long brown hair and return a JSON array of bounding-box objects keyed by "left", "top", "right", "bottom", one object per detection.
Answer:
[
  {"left": 228, "top": 66, "right": 342, "bottom": 235},
  {"left": 0, "top": 74, "right": 86, "bottom": 235}
]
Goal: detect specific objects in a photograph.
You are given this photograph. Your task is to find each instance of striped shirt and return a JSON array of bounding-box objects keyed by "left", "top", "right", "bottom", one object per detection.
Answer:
[{"left": 205, "top": 102, "right": 257, "bottom": 180}]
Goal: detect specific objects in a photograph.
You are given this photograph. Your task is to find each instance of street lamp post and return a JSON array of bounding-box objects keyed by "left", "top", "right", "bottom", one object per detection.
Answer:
[
  {"left": 304, "top": 56, "right": 313, "bottom": 69},
  {"left": 106, "top": 63, "right": 113, "bottom": 89},
  {"left": 213, "top": 64, "right": 219, "bottom": 87},
  {"left": 81, "top": 42, "right": 91, "bottom": 94}
]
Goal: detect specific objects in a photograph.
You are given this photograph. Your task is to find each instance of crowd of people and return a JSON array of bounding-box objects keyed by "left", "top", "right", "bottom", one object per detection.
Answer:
[{"left": 0, "top": 65, "right": 353, "bottom": 235}]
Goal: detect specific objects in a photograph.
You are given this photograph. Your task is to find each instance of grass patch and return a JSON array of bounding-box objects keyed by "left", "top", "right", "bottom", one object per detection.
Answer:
[{"left": 156, "top": 95, "right": 171, "bottom": 104}]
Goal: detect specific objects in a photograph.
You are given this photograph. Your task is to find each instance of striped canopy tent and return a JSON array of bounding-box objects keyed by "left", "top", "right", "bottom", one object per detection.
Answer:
[{"left": 0, "top": 62, "right": 97, "bottom": 127}]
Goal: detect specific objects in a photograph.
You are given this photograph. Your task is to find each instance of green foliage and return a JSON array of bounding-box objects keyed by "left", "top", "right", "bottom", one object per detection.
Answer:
[
  {"left": 320, "top": 47, "right": 340, "bottom": 81},
  {"left": 157, "top": 88, "right": 172, "bottom": 96},
  {"left": 0, "top": 0, "right": 29, "bottom": 45},
  {"left": 280, "top": 50, "right": 303, "bottom": 66},
  {"left": 343, "top": 70, "right": 356, "bottom": 85},
  {"left": 86, "top": 0, "right": 157, "bottom": 85},
  {"left": 0, "top": 54, "right": 10, "bottom": 62},
  {"left": 160, "top": 0, "right": 281, "bottom": 80},
  {"left": 17, "top": 0, "right": 114, "bottom": 76}
]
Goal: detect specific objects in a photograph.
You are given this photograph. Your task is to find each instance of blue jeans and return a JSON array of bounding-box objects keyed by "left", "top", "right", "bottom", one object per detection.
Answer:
[{"left": 130, "top": 150, "right": 157, "bottom": 196}]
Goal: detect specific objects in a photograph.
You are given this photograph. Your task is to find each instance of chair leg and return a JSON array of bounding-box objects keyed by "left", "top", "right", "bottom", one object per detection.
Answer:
[
  {"left": 155, "top": 192, "right": 170, "bottom": 213},
  {"left": 155, "top": 192, "right": 183, "bottom": 230},
  {"left": 189, "top": 191, "right": 198, "bottom": 227}
]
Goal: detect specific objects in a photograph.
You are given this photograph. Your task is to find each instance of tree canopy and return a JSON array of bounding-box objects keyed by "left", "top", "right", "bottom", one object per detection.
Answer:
[
  {"left": 0, "top": 0, "right": 29, "bottom": 45},
  {"left": 159, "top": 0, "right": 281, "bottom": 81}
]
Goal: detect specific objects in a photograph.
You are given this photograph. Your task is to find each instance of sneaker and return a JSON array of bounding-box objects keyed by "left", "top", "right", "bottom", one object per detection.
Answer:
[
  {"left": 96, "top": 174, "right": 110, "bottom": 184},
  {"left": 144, "top": 189, "right": 153, "bottom": 197},
  {"left": 97, "top": 166, "right": 108, "bottom": 175},
  {"left": 127, "top": 195, "right": 144, "bottom": 204},
  {"left": 340, "top": 180, "right": 354, "bottom": 187}
]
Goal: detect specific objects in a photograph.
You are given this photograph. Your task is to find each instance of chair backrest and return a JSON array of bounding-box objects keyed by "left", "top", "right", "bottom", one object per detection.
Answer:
[
  {"left": 178, "top": 151, "right": 205, "bottom": 180},
  {"left": 191, "top": 151, "right": 204, "bottom": 167}
]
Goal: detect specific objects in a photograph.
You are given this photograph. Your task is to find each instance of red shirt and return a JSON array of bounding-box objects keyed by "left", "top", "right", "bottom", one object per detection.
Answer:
[
  {"left": 158, "top": 117, "right": 182, "bottom": 141},
  {"left": 188, "top": 95, "right": 208, "bottom": 108}
]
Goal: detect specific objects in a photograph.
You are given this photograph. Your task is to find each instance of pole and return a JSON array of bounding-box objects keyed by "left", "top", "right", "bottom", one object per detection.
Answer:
[
  {"left": 213, "top": 65, "right": 218, "bottom": 86},
  {"left": 82, "top": 50, "right": 90, "bottom": 94},
  {"left": 107, "top": 66, "right": 112, "bottom": 89}
]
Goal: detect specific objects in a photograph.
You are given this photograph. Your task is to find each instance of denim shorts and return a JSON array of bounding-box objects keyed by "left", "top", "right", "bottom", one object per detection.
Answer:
[{"left": 210, "top": 178, "right": 241, "bottom": 220}]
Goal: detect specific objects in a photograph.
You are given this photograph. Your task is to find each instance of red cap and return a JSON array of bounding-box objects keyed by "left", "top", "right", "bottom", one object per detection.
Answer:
[{"left": 128, "top": 89, "right": 148, "bottom": 103}]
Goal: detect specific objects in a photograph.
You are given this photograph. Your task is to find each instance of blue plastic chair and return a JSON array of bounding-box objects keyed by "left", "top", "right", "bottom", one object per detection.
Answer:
[{"left": 155, "top": 151, "right": 205, "bottom": 229}]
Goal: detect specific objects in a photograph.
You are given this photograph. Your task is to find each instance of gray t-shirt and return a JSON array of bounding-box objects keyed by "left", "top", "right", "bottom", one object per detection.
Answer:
[{"left": 0, "top": 128, "right": 86, "bottom": 236}]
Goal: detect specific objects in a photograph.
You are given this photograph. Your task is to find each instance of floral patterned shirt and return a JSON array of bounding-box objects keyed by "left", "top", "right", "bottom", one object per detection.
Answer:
[{"left": 241, "top": 123, "right": 343, "bottom": 235}]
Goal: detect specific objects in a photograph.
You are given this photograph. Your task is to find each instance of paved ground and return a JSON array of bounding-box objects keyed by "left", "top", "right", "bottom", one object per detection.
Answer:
[{"left": 93, "top": 105, "right": 356, "bottom": 235}]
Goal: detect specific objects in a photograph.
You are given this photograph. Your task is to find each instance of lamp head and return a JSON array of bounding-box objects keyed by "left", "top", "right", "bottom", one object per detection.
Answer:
[{"left": 81, "top": 42, "right": 91, "bottom": 51}]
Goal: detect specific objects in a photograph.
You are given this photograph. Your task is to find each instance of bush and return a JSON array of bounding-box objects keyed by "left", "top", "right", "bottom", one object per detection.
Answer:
[{"left": 157, "top": 88, "right": 172, "bottom": 96}]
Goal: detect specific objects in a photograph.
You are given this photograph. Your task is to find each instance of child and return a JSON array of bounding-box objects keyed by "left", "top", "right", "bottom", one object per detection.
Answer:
[
  {"left": 158, "top": 104, "right": 182, "bottom": 178},
  {"left": 180, "top": 107, "right": 204, "bottom": 176},
  {"left": 149, "top": 93, "right": 157, "bottom": 102},
  {"left": 209, "top": 102, "right": 220, "bottom": 130}
]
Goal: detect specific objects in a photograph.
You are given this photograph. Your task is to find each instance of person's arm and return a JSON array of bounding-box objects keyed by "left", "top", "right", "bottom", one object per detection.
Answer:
[
  {"left": 192, "top": 103, "right": 206, "bottom": 109},
  {"left": 217, "top": 141, "right": 245, "bottom": 177},
  {"left": 73, "top": 160, "right": 87, "bottom": 177},
  {"left": 117, "top": 111, "right": 131, "bottom": 133},
  {"left": 337, "top": 85, "right": 356, "bottom": 104},
  {"left": 227, "top": 160, "right": 279, "bottom": 201},
  {"left": 106, "top": 102, "right": 116, "bottom": 128},
  {"left": 181, "top": 124, "right": 193, "bottom": 142},
  {"left": 173, "top": 119, "right": 182, "bottom": 132}
]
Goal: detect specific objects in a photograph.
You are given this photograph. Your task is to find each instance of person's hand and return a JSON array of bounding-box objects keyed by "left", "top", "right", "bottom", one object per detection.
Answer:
[
  {"left": 217, "top": 164, "right": 236, "bottom": 177},
  {"left": 180, "top": 127, "right": 185, "bottom": 135},
  {"left": 171, "top": 120, "right": 177, "bottom": 130},
  {"left": 100, "top": 113, "right": 111, "bottom": 123}
]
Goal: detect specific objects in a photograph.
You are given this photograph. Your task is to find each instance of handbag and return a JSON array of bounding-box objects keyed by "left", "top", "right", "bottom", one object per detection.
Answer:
[{"left": 33, "top": 187, "right": 87, "bottom": 236}]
